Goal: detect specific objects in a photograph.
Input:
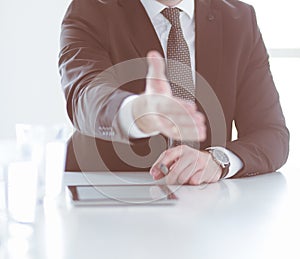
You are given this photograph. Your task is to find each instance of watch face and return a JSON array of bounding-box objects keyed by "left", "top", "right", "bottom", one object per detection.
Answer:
[{"left": 213, "top": 149, "right": 230, "bottom": 165}]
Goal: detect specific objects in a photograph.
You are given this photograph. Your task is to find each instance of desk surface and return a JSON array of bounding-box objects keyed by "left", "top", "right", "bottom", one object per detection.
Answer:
[{"left": 5, "top": 170, "right": 300, "bottom": 259}]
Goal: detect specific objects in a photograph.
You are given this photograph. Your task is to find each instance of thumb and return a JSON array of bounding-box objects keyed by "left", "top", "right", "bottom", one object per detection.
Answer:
[{"left": 146, "top": 51, "right": 172, "bottom": 96}]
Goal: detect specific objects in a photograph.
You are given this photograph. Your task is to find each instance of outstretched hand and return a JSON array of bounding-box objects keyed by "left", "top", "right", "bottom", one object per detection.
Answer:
[{"left": 132, "top": 51, "right": 206, "bottom": 142}]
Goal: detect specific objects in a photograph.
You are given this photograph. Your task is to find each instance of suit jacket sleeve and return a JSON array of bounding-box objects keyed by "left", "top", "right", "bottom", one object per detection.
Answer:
[
  {"left": 226, "top": 5, "right": 289, "bottom": 177},
  {"left": 58, "top": 0, "right": 133, "bottom": 143}
]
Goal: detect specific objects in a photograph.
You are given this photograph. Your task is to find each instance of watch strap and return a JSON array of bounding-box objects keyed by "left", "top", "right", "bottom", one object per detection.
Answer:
[{"left": 206, "top": 148, "right": 230, "bottom": 179}]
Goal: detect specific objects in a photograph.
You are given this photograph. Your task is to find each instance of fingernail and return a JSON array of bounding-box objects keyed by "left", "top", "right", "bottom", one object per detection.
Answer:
[{"left": 151, "top": 169, "right": 159, "bottom": 177}]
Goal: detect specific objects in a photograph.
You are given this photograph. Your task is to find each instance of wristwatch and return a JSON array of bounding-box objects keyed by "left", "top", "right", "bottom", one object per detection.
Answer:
[{"left": 206, "top": 148, "right": 230, "bottom": 179}]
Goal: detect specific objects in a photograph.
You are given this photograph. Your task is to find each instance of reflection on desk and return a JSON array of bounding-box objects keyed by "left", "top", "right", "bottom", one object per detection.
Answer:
[{"left": 3, "top": 170, "right": 300, "bottom": 259}]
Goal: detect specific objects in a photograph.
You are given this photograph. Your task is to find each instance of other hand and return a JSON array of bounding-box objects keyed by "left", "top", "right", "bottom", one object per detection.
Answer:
[{"left": 150, "top": 145, "right": 222, "bottom": 185}]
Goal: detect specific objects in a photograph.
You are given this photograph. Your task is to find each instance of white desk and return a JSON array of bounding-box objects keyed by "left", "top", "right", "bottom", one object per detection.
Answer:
[{"left": 4, "top": 170, "right": 300, "bottom": 259}]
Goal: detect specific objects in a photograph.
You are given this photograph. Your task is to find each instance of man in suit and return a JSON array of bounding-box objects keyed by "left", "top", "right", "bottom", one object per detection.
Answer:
[{"left": 59, "top": 0, "right": 289, "bottom": 185}]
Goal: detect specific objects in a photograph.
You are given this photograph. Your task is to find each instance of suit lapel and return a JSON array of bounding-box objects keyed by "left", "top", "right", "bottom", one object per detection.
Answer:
[
  {"left": 118, "top": 0, "right": 164, "bottom": 58},
  {"left": 195, "top": 0, "right": 223, "bottom": 93}
]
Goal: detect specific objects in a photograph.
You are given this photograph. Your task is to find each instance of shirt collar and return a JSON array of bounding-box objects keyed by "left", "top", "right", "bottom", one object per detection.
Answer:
[{"left": 140, "top": 0, "right": 194, "bottom": 20}]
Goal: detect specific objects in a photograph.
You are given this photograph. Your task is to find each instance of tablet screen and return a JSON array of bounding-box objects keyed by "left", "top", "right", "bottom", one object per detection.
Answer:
[{"left": 67, "top": 185, "right": 177, "bottom": 206}]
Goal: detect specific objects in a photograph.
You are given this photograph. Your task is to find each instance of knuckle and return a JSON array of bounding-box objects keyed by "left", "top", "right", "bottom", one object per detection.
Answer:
[
  {"left": 189, "top": 174, "right": 201, "bottom": 185},
  {"left": 190, "top": 178, "right": 200, "bottom": 185},
  {"left": 196, "top": 117, "right": 204, "bottom": 127},
  {"left": 177, "top": 173, "right": 185, "bottom": 183},
  {"left": 177, "top": 178, "right": 185, "bottom": 185},
  {"left": 181, "top": 144, "right": 189, "bottom": 150},
  {"left": 178, "top": 174, "right": 188, "bottom": 185},
  {"left": 164, "top": 149, "right": 172, "bottom": 157},
  {"left": 198, "top": 113, "right": 206, "bottom": 122},
  {"left": 175, "top": 145, "right": 185, "bottom": 155},
  {"left": 157, "top": 151, "right": 167, "bottom": 162},
  {"left": 199, "top": 127, "right": 206, "bottom": 141}
]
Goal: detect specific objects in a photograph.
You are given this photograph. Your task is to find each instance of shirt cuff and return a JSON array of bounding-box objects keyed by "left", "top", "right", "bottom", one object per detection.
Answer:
[
  {"left": 210, "top": 146, "right": 243, "bottom": 178},
  {"left": 119, "top": 95, "right": 159, "bottom": 138}
]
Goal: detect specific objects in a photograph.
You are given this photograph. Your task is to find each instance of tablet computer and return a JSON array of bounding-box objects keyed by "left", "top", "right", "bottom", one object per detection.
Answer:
[{"left": 66, "top": 184, "right": 178, "bottom": 206}]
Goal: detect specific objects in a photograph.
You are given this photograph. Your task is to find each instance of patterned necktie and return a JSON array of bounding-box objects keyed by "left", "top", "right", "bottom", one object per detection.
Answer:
[
  {"left": 161, "top": 8, "right": 199, "bottom": 148},
  {"left": 161, "top": 8, "right": 198, "bottom": 149},
  {"left": 161, "top": 7, "right": 195, "bottom": 102}
]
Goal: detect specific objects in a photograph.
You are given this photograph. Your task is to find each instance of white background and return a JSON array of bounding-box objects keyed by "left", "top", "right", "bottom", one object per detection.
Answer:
[
  {"left": 0, "top": 0, "right": 72, "bottom": 138},
  {"left": 0, "top": 0, "right": 299, "bottom": 169}
]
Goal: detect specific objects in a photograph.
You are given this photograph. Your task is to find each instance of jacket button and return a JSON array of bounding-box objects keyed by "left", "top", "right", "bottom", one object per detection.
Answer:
[{"left": 207, "top": 14, "right": 215, "bottom": 21}]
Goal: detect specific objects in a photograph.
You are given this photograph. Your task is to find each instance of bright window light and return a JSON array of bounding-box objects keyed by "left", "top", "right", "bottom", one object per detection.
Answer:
[{"left": 244, "top": 0, "right": 300, "bottom": 49}]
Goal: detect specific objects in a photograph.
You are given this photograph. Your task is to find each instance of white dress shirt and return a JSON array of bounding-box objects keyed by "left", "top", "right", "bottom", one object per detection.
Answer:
[{"left": 118, "top": 0, "right": 243, "bottom": 178}]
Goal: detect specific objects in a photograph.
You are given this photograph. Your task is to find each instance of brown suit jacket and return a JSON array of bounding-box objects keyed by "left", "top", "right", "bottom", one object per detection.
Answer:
[{"left": 59, "top": 0, "right": 289, "bottom": 176}]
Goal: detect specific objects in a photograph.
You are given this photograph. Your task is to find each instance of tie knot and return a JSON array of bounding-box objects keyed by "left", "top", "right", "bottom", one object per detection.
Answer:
[{"left": 161, "top": 8, "right": 181, "bottom": 28}]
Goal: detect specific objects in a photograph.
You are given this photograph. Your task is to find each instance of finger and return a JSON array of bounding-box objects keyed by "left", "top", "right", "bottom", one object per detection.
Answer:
[
  {"left": 167, "top": 147, "right": 204, "bottom": 185},
  {"left": 173, "top": 98, "right": 197, "bottom": 113},
  {"left": 158, "top": 112, "right": 205, "bottom": 128},
  {"left": 149, "top": 152, "right": 170, "bottom": 180},
  {"left": 176, "top": 155, "right": 203, "bottom": 185},
  {"left": 151, "top": 169, "right": 165, "bottom": 181},
  {"left": 156, "top": 97, "right": 197, "bottom": 115},
  {"left": 155, "top": 110, "right": 206, "bottom": 141},
  {"left": 188, "top": 171, "right": 204, "bottom": 185},
  {"left": 165, "top": 157, "right": 193, "bottom": 185},
  {"left": 161, "top": 123, "right": 206, "bottom": 141},
  {"left": 150, "top": 146, "right": 184, "bottom": 179},
  {"left": 178, "top": 125, "right": 207, "bottom": 142},
  {"left": 149, "top": 163, "right": 169, "bottom": 180},
  {"left": 147, "top": 51, "right": 165, "bottom": 80},
  {"left": 181, "top": 151, "right": 207, "bottom": 185},
  {"left": 188, "top": 169, "right": 219, "bottom": 185},
  {"left": 188, "top": 155, "right": 221, "bottom": 185},
  {"left": 155, "top": 102, "right": 205, "bottom": 128},
  {"left": 146, "top": 51, "right": 171, "bottom": 96}
]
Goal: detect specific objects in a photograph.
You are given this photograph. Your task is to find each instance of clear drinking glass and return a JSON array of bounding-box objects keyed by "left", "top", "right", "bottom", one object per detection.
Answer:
[
  {"left": 0, "top": 140, "right": 21, "bottom": 258},
  {"left": 15, "top": 124, "right": 70, "bottom": 202},
  {"left": 0, "top": 124, "right": 70, "bottom": 258}
]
